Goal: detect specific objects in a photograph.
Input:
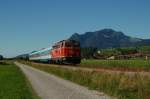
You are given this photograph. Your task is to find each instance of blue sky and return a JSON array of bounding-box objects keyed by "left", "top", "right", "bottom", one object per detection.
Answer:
[{"left": 0, "top": 0, "right": 150, "bottom": 57}]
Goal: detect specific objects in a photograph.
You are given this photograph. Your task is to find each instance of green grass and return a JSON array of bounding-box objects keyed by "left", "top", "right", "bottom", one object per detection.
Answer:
[
  {"left": 0, "top": 62, "right": 39, "bottom": 99},
  {"left": 23, "top": 61, "right": 150, "bottom": 99},
  {"left": 80, "top": 59, "right": 150, "bottom": 71}
]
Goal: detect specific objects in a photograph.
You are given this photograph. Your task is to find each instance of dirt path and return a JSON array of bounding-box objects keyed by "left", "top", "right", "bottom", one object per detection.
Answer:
[{"left": 15, "top": 62, "right": 113, "bottom": 99}]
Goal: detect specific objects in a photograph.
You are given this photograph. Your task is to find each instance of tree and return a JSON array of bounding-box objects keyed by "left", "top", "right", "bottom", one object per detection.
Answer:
[
  {"left": 100, "top": 48, "right": 121, "bottom": 56},
  {"left": 0, "top": 55, "right": 3, "bottom": 60},
  {"left": 81, "top": 47, "right": 97, "bottom": 58},
  {"left": 116, "top": 47, "right": 138, "bottom": 55},
  {"left": 138, "top": 46, "right": 150, "bottom": 54}
]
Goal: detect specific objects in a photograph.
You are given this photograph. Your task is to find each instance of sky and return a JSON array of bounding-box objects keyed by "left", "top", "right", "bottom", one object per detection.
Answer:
[{"left": 0, "top": 0, "right": 150, "bottom": 57}]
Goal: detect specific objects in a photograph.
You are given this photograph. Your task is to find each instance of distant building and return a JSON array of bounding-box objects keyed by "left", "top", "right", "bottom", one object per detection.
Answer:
[{"left": 107, "top": 56, "right": 115, "bottom": 60}]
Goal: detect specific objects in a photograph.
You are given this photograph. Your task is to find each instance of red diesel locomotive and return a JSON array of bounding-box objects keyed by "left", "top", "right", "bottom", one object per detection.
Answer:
[
  {"left": 29, "top": 40, "right": 81, "bottom": 64},
  {"left": 51, "top": 40, "right": 81, "bottom": 64}
]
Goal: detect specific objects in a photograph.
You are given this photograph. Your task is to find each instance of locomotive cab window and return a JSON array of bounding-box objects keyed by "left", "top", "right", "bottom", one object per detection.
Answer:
[
  {"left": 65, "top": 42, "right": 72, "bottom": 47},
  {"left": 61, "top": 42, "right": 64, "bottom": 47},
  {"left": 73, "top": 42, "right": 80, "bottom": 47}
]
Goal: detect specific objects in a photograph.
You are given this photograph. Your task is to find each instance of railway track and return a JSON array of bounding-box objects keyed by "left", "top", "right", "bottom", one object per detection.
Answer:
[{"left": 24, "top": 61, "right": 150, "bottom": 77}]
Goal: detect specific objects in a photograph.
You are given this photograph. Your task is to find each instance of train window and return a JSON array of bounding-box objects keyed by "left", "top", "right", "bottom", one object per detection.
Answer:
[
  {"left": 56, "top": 44, "right": 60, "bottom": 48},
  {"left": 53, "top": 45, "right": 57, "bottom": 49},
  {"left": 46, "top": 50, "right": 50, "bottom": 54},
  {"left": 74, "top": 42, "right": 80, "bottom": 47},
  {"left": 65, "top": 42, "right": 72, "bottom": 47},
  {"left": 61, "top": 42, "right": 63, "bottom": 47}
]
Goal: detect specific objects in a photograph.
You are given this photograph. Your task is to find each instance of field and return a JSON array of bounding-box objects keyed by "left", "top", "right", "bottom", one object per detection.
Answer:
[
  {"left": 22, "top": 61, "right": 150, "bottom": 99},
  {"left": 80, "top": 59, "right": 150, "bottom": 71},
  {"left": 0, "top": 62, "right": 38, "bottom": 99}
]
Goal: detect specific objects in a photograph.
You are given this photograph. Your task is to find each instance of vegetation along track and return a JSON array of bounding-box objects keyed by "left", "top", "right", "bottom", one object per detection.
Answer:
[{"left": 21, "top": 60, "right": 150, "bottom": 77}]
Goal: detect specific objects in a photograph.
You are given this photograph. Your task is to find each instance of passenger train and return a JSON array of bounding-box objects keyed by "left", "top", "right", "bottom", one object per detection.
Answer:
[{"left": 29, "top": 40, "right": 81, "bottom": 64}]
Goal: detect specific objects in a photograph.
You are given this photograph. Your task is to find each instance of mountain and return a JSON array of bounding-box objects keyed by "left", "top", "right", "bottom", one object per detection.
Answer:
[{"left": 69, "top": 29, "right": 150, "bottom": 48}]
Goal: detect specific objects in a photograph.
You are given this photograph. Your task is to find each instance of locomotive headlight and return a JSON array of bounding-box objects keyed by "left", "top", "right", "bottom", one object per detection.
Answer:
[{"left": 63, "top": 58, "right": 66, "bottom": 60}]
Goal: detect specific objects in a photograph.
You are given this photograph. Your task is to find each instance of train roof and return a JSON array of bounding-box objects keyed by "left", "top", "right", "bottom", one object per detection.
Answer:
[
  {"left": 29, "top": 47, "right": 52, "bottom": 55},
  {"left": 54, "top": 39, "right": 79, "bottom": 45}
]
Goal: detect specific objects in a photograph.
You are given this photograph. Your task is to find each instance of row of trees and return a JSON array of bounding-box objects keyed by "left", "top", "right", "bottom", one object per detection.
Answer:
[
  {"left": 14, "top": 54, "right": 29, "bottom": 60},
  {"left": 81, "top": 46, "right": 150, "bottom": 59},
  {"left": 100, "top": 46, "right": 150, "bottom": 56},
  {"left": 81, "top": 47, "right": 97, "bottom": 59},
  {"left": 0, "top": 55, "right": 3, "bottom": 60}
]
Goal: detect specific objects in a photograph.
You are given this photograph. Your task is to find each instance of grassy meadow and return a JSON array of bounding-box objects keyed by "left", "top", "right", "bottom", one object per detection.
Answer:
[
  {"left": 22, "top": 61, "right": 150, "bottom": 99},
  {"left": 0, "top": 61, "right": 38, "bottom": 99},
  {"left": 80, "top": 59, "right": 150, "bottom": 71}
]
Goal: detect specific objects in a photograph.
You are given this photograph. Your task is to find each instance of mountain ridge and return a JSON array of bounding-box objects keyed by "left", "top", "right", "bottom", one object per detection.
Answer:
[{"left": 69, "top": 29, "right": 150, "bottom": 48}]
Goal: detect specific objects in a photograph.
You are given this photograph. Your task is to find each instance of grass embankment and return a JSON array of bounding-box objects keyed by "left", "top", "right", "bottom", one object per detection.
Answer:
[
  {"left": 22, "top": 61, "right": 150, "bottom": 99},
  {"left": 80, "top": 60, "right": 150, "bottom": 71},
  {"left": 0, "top": 61, "right": 39, "bottom": 99}
]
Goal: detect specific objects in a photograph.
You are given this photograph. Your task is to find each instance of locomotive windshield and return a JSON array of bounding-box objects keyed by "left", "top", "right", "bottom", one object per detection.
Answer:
[
  {"left": 52, "top": 40, "right": 80, "bottom": 49},
  {"left": 65, "top": 40, "right": 80, "bottom": 47}
]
